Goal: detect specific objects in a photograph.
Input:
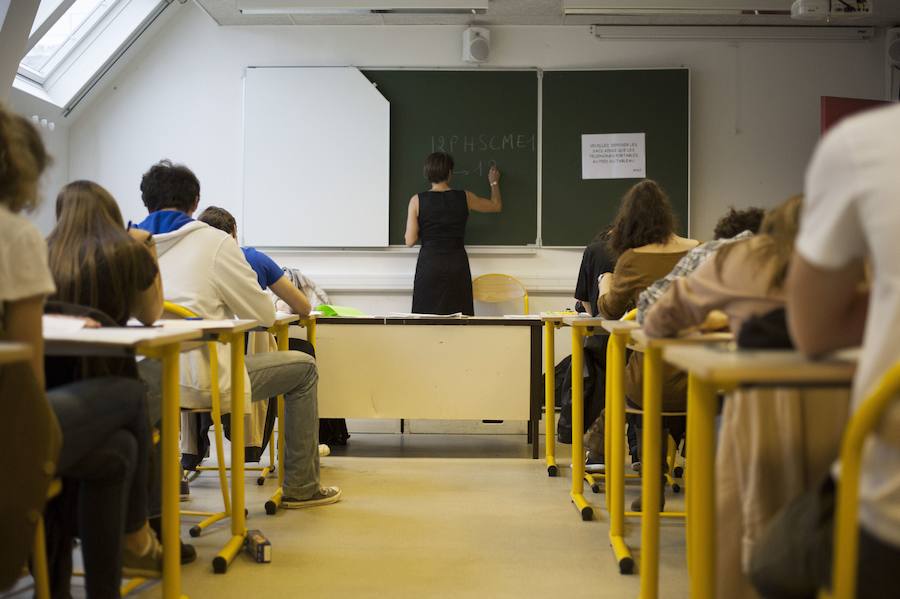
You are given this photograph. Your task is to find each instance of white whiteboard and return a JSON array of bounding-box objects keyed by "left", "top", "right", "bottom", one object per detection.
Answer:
[{"left": 242, "top": 67, "right": 390, "bottom": 247}]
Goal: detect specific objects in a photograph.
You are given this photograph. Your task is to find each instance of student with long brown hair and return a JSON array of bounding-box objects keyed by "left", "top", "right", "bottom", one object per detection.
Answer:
[
  {"left": 0, "top": 105, "right": 161, "bottom": 598},
  {"left": 584, "top": 180, "right": 699, "bottom": 496},
  {"left": 644, "top": 196, "right": 850, "bottom": 599},
  {"left": 48, "top": 180, "right": 162, "bottom": 327}
]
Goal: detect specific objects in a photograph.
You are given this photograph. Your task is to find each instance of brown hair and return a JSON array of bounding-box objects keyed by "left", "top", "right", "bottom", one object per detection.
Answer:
[
  {"left": 606, "top": 180, "right": 676, "bottom": 256},
  {"left": 712, "top": 207, "right": 765, "bottom": 240},
  {"left": 0, "top": 106, "right": 50, "bottom": 213},
  {"left": 715, "top": 195, "right": 802, "bottom": 291},
  {"left": 423, "top": 152, "right": 454, "bottom": 184},
  {"left": 197, "top": 205, "right": 237, "bottom": 236},
  {"left": 48, "top": 181, "right": 154, "bottom": 324}
]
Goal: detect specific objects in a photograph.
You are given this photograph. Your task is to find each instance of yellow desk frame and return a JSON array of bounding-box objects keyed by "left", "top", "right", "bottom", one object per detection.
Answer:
[{"left": 661, "top": 345, "right": 856, "bottom": 599}]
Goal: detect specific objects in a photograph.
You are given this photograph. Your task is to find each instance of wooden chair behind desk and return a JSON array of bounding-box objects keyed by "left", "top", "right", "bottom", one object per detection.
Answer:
[
  {"left": 827, "top": 359, "right": 900, "bottom": 599},
  {"left": 473, "top": 273, "right": 529, "bottom": 314},
  {"left": 162, "top": 302, "right": 233, "bottom": 538}
]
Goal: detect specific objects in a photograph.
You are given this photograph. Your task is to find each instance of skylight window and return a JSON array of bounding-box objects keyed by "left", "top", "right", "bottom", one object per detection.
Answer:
[{"left": 20, "top": 0, "right": 119, "bottom": 83}]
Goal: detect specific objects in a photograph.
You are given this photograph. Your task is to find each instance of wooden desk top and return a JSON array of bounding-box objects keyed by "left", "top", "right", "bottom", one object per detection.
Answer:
[
  {"left": 540, "top": 312, "right": 578, "bottom": 323},
  {"left": 0, "top": 342, "right": 32, "bottom": 365},
  {"left": 662, "top": 344, "right": 857, "bottom": 385},
  {"left": 600, "top": 320, "right": 641, "bottom": 334},
  {"left": 273, "top": 313, "right": 301, "bottom": 326},
  {"left": 316, "top": 315, "right": 542, "bottom": 327},
  {"left": 156, "top": 319, "right": 259, "bottom": 336},
  {"left": 562, "top": 315, "right": 607, "bottom": 328},
  {"left": 630, "top": 330, "right": 733, "bottom": 349},
  {"left": 45, "top": 327, "right": 203, "bottom": 356}
]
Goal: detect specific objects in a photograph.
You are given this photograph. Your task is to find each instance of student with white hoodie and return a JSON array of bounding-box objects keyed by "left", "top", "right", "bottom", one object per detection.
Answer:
[{"left": 135, "top": 160, "right": 340, "bottom": 509}]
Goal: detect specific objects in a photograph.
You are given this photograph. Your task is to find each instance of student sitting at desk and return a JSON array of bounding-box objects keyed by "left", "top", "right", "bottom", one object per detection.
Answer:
[
  {"left": 196, "top": 205, "right": 311, "bottom": 315},
  {"left": 750, "top": 103, "right": 900, "bottom": 599},
  {"left": 191, "top": 205, "right": 331, "bottom": 467},
  {"left": 134, "top": 160, "right": 340, "bottom": 509},
  {"left": 45, "top": 179, "right": 199, "bottom": 565},
  {"left": 0, "top": 106, "right": 162, "bottom": 596},
  {"left": 643, "top": 196, "right": 850, "bottom": 599},
  {"left": 404, "top": 152, "right": 501, "bottom": 316},
  {"left": 637, "top": 206, "right": 765, "bottom": 324},
  {"left": 584, "top": 179, "right": 699, "bottom": 507}
]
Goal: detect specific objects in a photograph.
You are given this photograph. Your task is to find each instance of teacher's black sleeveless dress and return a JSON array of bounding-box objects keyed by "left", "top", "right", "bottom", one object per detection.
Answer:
[{"left": 411, "top": 190, "right": 474, "bottom": 315}]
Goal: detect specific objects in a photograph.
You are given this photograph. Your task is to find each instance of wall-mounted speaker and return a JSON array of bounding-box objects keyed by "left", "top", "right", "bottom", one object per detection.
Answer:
[{"left": 463, "top": 27, "right": 490, "bottom": 63}]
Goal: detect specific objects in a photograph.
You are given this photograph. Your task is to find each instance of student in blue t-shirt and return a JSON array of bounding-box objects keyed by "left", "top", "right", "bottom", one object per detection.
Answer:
[{"left": 196, "top": 206, "right": 310, "bottom": 316}]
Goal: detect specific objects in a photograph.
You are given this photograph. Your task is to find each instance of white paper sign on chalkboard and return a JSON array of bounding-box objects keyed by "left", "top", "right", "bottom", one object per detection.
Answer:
[{"left": 581, "top": 133, "right": 646, "bottom": 180}]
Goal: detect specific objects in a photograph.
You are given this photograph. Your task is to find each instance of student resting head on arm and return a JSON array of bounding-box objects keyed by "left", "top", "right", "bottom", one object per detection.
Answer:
[
  {"left": 196, "top": 205, "right": 311, "bottom": 316},
  {"left": 641, "top": 198, "right": 795, "bottom": 339}
]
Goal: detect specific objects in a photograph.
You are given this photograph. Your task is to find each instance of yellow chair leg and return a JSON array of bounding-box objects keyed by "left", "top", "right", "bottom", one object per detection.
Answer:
[
  {"left": 570, "top": 326, "right": 593, "bottom": 521},
  {"left": 32, "top": 516, "right": 50, "bottom": 599},
  {"left": 213, "top": 332, "right": 247, "bottom": 574},
  {"left": 686, "top": 373, "right": 717, "bottom": 599},
  {"left": 266, "top": 322, "right": 292, "bottom": 515},
  {"left": 608, "top": 331, "right": 634, "bottom": 574},
  {"left": 544, "top": 321, "right": 558, "bottom": 476},
  {"left": 639, "top": 345, "right": 663, "bottom": 598}
]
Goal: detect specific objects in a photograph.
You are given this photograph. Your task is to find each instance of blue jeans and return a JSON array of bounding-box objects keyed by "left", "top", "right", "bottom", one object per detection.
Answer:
[
  {"left": 46, "top": 377, "right": 151, "bottom": 599},
  {"left": 139, "top": 350, "right": 321, "bottom": 500}
]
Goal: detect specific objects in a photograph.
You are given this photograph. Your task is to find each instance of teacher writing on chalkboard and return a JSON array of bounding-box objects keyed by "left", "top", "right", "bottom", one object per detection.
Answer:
[{"left": 405, "top": 151, "right": 502, "bottom": 315}]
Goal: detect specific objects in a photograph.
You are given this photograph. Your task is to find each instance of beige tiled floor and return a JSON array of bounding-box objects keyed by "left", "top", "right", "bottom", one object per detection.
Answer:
[{"left": 8, "top": 433, "right": 689, "bottom": 599}]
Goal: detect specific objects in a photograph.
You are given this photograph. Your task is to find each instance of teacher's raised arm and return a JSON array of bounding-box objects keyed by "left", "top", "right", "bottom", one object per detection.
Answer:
[{"left": 465, "top": 164, "right": 502, "bottom": 213}]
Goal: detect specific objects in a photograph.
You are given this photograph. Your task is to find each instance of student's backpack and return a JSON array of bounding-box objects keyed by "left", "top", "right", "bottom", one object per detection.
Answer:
[{"left": 556, "top": 336, "right": 608, "bottom": 444}]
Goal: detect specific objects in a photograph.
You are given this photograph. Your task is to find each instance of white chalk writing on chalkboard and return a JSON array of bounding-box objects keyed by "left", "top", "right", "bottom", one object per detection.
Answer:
[
  {"left": 581, "top": 133, "right": 646, "bottom": 180},
  {"left": 430, "top": 133, "right": 536, "bottom": 154}
]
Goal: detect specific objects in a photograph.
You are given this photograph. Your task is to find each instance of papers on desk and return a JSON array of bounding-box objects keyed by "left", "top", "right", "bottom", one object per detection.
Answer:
[
  {"left": 43, "top": 314, "right": 87, "bottom": 335},
  {"left": 387, "top": 312, "right": 465, "bottom": 318},
  {"left": 503, "top": 314, "right": 541, "bottom": 320},
  {"left": 156, "top": 319, "right": 242, "bottom": 329}
]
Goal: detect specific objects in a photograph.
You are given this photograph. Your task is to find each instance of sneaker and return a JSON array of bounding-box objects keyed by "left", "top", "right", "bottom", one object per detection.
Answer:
[
  {"left": 122, "top": 533, "right": 163, "bottom": 579},
  {"left": 282, "top": 486, "right": 342, "bottom": 509},
  {"left": 318, "top": 444, "right": 331, "bottom": 457},
  {"left": 180, "top": 477, "right": 190, "bottom": 501},
  {"left": 585, "top": 452, "right": 605, "bottom": 474},
  {"left": 583, "top": 413, "right": 605, "bottom": 458},
  {"left": 630, "top": 483, "right": 666, "bottom": 512}
]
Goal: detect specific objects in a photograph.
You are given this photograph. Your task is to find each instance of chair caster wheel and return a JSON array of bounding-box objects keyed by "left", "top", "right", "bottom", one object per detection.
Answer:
[
  {"left": 591, "top": 484, "right": 601, "bottom": 494},
  {"left": 548, "top": 465, "right": 558, "bottom": 477},
  {"left": 673, "top": 483, "right": 681, "bottom": 494},
  {"left": 265, "top": 500, "right": 277, "bottom": 515},
  {"left": 674, "top": 466, "right": 683, "bottom": 478},
  {"left": 257, "top": 477, "right": 266, "bottom": 485},
  {"left": 189, "top": 526, "right": 201, "bottom": 538},
  {"left": 581, "top": 506, "right": 593, "bottom": 521},
  {"left": 619, "top": 557, "right": 634, "bottom": 575}
]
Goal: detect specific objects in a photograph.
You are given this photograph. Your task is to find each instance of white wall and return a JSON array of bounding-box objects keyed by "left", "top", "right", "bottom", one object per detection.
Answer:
[
  {"left": 66, "top": 2, "right": 886, "bottom": 360},
  {"left": 9, "top": 87, "right": 69, "bottom": 234}
]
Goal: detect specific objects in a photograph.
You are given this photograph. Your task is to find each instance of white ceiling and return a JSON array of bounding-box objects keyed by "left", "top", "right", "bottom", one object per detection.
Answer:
[{"left": 195, "top": 0, "right": 900, "bottom": 27}]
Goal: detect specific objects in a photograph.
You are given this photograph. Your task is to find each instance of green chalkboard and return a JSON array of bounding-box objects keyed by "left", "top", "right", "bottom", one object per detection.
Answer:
[
  {"left": 541, "top": 69, "right": 690, "bottom": 246},
  {"left": 362, "top": 70, "right": 538, "bottom": 246}
]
